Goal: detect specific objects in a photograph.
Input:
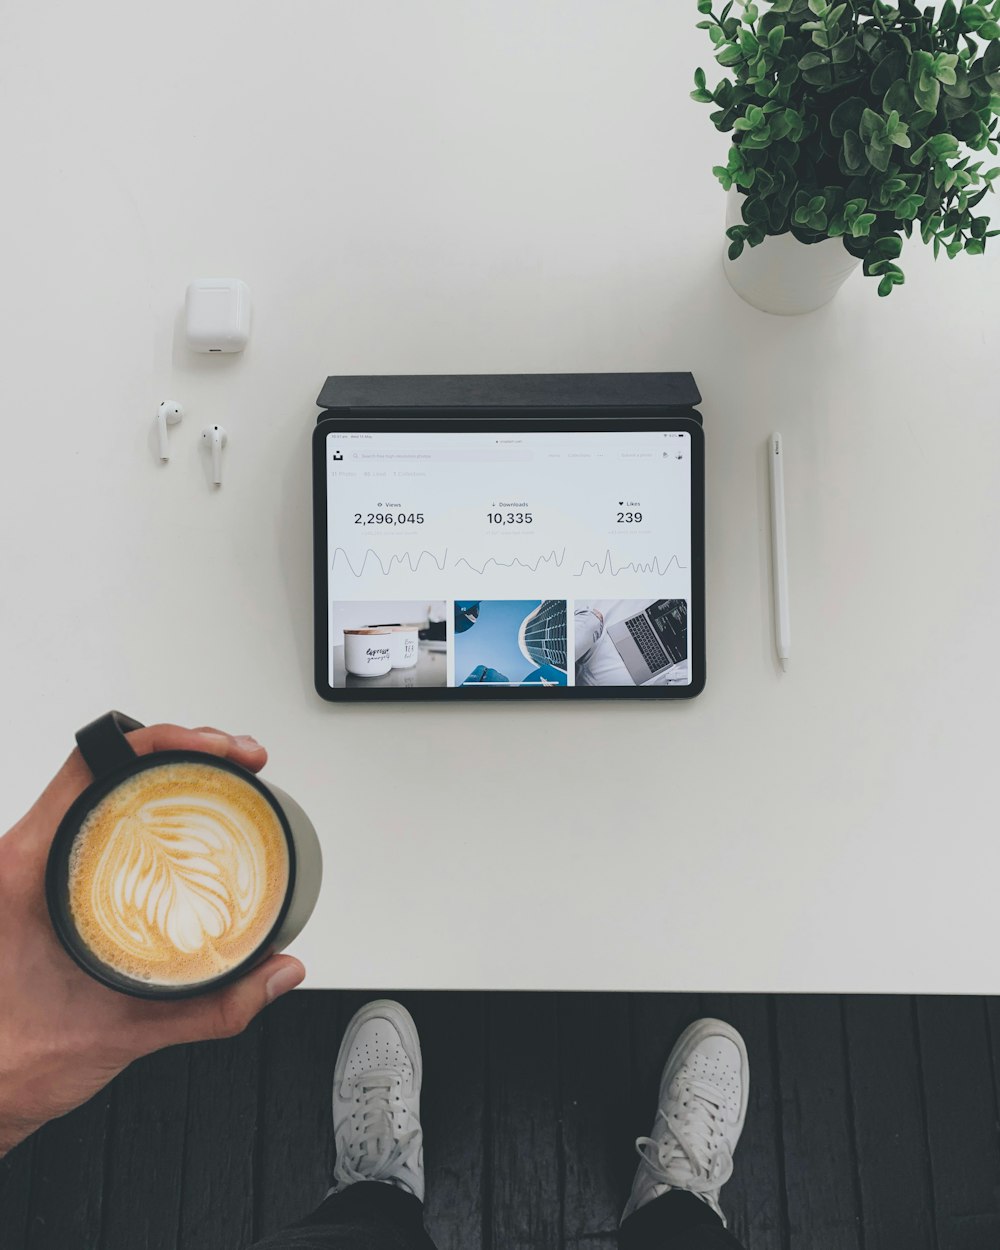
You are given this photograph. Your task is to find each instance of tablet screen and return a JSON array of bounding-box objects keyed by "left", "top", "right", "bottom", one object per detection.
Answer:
[{"left": 317, "top": 420, "right": 703, "bottom": 698}]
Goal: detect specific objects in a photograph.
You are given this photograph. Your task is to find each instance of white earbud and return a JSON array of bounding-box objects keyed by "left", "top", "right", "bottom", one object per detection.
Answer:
[
  {"left": 156, "top": 400, "right": 183, "bottom": 461},
  {"left": 201, "top": 424, "right": 228, "bottom": 485}
]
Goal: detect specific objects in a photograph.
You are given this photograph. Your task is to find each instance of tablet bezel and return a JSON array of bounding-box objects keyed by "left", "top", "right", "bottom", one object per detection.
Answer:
[{"left": 313, "top": 412, "right": 705, "bottom": 702}]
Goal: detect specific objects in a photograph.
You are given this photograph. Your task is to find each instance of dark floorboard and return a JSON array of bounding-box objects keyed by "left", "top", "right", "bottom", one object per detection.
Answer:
[
  {"left": 0, "top": 1134, "right": 33, "bottom": 1249},
  {"left": 488, "top": 993, "right": 562, "bottom": 1250},
  {"left": 255, "top": 990, "right": 340, "bottom": 1240},
  {"left": 773, "top": 996, "right": 862, "bottom": 1250},
  {"left": 102, "top": 1046, "right": 190, "bottom": 1250},
  {"left": 180, "top": 1022, "right": 262, "bottom": 1250},
  {"left": 559, "top": 992, "right": 632, "bottom": 1250},
  {"left": 2, "top": 993, "right": 998, "bottom": 1250},
  {"left": 918, "top": 998, "right": 1000, "bottom": 1250},
  {"left": 416, "top": 991, "right": 486, "bottom": 1250},
  {"left": 843, "top": 996, "right": 935, "bottom": 1250},
  {"left": 24, "top": 1088, "right": 112, "bottom": 1250}
]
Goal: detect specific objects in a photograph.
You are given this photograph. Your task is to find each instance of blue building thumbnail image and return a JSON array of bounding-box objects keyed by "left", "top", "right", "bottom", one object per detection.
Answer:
[{"left": 454, "top": 600, "right": 567, "bottom": 685}]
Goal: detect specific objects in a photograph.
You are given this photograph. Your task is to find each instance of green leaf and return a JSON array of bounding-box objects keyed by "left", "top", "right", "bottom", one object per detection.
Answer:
[
  {"left": 768, "top": 25, "right": 786, "bottom": 53},
  {"left": 697, "top": 0, "right": 713, "bottom": 11},
  {"left": 716, "top": 43, "right": 744, "bottom": 67},
  {"left": 769, "top": 111, "right": 793, "bottom": 139},
  {"left": 871, "top": 235, "right": 903, "bottom": 259},
  {"left": 927, "top": 133, "right": 960, "bottom": 158},
  {"left": 942, "top": 64, "right": 972, "bottom": 99},
  {"left": 913, "top": 76, "right": 941, "bottom": 112},
  {"left": 979, "top": 21, "right": 1000, "bottom": 39},
  {"left": 871, "top": 49, "right": 906, "bottom": 96},
  {"left": 960, "top": 4, "right": 989, "bottom": 32},
  {"left": 894, "top": 193, "right": 925, "bottom": 219},
  {"left": 867, "top": 140, "right": 892, "bottom": 172},
  {"left": 882, "top": 79, "right": 913, "bottom": 116},
  {"left": 830, "top": 95, "right": 866, "bottom": 138},
  {"left": 860, "top": 107, "right": 884, "bottom": 142},
  {"left": 739, "top": 29, "right": 760, "bottom": 56},
  {"left": 830, "top": 36, "right": 856, "bottom": 65},
  {"left": 965, "top": 237, "right": 986, "bottom": 254},
  {"left": 878, "top": 275, "right": 895, "bottom": 296},
  {"left": 851, "top": 212, "right": 877, "bottom": 236},
  {"left": 843, "top": 130, "right": 866, "bottom": 170},
  {"left": 933, "top": 53, "right": 959, "bottom": 85}
]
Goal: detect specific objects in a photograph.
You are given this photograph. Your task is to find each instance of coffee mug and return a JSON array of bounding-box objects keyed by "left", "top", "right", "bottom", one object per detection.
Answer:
[
  {"left": 343, "top": 628, "right": 392, "bottom": 677},
  {"left": 45, "top": 711, "right": 322, "bottom": 1000},
  {"left": 370, "top": 624, "right": 420, "bottom": 670}
]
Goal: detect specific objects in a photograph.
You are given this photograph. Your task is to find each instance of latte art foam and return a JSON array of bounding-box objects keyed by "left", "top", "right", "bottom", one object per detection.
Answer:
[{"left": 68, "top": 762, "right": 289, "bottom": 986}]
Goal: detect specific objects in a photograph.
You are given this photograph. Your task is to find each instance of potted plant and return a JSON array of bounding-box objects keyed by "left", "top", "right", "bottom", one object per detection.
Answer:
[{"left": 693, "top": 0, "right": 1000, "bottom": 313}]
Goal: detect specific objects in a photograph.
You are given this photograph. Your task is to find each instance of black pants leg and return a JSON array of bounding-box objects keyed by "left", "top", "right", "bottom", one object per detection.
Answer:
[
  {"left": 249, "top": 1182, "right": 439, "bottom": 1250},
  {"left": 618, "top": 1191, "right": 747, "bottom": 1250},
  {"left": 249, "top": 1182, "right": 745, "bottom": 1250}
]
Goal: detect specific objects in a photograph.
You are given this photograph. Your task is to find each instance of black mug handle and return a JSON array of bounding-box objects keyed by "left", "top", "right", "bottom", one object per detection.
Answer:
[{"left": 75, "top": 711, "right": 145, "bottom": 780}]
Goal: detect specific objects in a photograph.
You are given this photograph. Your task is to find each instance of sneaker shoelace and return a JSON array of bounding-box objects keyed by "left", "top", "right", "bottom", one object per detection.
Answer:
[
  {"left": 338, "top": 1075, "right": 422, "bottom": 1188},
  {"left": 635, "top": 1077, "right": 733, "bottom": 1205}
]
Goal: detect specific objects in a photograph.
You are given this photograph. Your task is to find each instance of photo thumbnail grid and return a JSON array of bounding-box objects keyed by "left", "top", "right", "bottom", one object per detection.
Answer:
[{"left": 330, "top": 599, "right": 690, "bottom": 688}]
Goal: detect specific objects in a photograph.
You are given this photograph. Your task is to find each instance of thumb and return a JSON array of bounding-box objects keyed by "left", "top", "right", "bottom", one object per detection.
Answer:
[{"left": 152, "top": 955, "right": 305, "bottom": 1048}]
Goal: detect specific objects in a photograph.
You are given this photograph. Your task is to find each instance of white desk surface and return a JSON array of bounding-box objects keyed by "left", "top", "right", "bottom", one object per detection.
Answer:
[{"left": 2, "top": 1, "right": 999, "bottom": 996}]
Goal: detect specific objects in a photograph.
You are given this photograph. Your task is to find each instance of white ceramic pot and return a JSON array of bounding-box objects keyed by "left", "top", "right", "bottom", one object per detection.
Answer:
[
  {"left": 723, "top": 188, "right": 861, "bottom": 315},
  {"left": 343, "top": 628, "right": 392, "bottom": 677}
]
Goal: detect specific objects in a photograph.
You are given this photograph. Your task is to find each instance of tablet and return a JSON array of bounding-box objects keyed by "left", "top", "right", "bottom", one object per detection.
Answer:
[{"left": 313, "top": 415, "right": 705, "bottom": 701}]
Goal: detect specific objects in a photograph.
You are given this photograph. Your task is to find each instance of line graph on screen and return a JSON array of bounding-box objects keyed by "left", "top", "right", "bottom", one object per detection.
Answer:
[{"left": 330, "top": 547, "right": 686, "bottom": 579}]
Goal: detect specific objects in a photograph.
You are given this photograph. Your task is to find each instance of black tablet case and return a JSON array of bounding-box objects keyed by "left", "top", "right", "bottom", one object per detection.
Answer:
[{"left": 316, "top": 373, "right": 702, "bottom": 423}]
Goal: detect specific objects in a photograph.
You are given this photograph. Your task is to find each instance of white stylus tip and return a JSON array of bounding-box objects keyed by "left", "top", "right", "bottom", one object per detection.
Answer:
[{"left": 780, "top": 656, "right": 790, "bottom": 672}]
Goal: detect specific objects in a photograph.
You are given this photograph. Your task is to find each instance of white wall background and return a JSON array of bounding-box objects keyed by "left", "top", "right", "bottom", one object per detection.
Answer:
[{"left": 2, "top": 1, "right": 999, "bottom": 992}]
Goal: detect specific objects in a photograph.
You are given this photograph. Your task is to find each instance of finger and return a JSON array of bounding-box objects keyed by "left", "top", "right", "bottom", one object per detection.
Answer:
[
  {"left": 124, "top": 724, "right": 268, "bottom": 772},
  {"left": 144, "top": 955, "right": 305, "bottom": 1050}
]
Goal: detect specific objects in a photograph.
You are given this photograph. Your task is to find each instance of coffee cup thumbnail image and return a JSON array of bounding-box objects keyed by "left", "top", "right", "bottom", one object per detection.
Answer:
[
  {"left": 454, "top": 600, "right": 568, "bottom": 686},
  {"left": 332, "top": 601, "right": 447, "bottom": 687},
  {"left": 574, "top": 599, "right": 689, "bottom": 687}
]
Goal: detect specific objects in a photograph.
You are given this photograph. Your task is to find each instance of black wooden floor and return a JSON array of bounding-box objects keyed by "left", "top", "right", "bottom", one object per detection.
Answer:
[{"left": 2, "top": 993, "right": 999, "bottom": 1250}]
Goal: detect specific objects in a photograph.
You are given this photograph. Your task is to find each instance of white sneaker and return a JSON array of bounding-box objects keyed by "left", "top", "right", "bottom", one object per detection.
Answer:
[
  {"left": 622, "top": 1018, "right": 749, "bottom": 1227},
  {"left": 330, "top": 999, "right": 425, "bottom": 1202}
]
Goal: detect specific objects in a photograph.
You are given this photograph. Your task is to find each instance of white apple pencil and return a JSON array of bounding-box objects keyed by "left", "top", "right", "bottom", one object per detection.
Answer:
[{"left": 769, "top": 433, "right": 791, "bottom": 671}]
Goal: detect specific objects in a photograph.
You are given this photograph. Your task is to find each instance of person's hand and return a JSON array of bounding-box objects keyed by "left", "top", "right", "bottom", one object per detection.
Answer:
[{"left": 0, "top": 723, "right": 306, "bottom": 1158}]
